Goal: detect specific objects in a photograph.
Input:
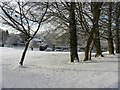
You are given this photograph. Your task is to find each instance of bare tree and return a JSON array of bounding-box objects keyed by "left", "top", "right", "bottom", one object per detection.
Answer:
[
  {"left": 69, "top": 2, "right": 79, "bottom": 62},
  {"left": 107, "top": 2, "right": 114, "bottom": 54},
  {"left": 0, "top": 2, "right": 48, "bottom": 65},
  {"left": 115, "top": 2, "right": 120, "bottom": 53},
  {"left": 84, "top": 2, "right": 103, "bottom": 61},
  {"left": 44, "top": 2, "right": 79, "bottom": 62},
  {"left": 98, "top": 2, "right": 119, "bottom": 54}
]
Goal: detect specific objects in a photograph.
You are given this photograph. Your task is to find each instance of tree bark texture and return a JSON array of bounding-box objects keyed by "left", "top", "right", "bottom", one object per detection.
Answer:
[
  {"left": 84, "top": 28, "right": 94, "bottom": 61},
  {"left": 93, "top": 2, "right": 103, "bottom": 57},
  {"left": 19, "top": 39, "right": 31, "bottom": 65},
  {"left": 115, "top": 2, "right": 120, "bottom": 53},
  {"left": 69, "top": 2, "right": 79, "bottom": 62},
  {"left": 107, "top": 2, "right": 114, "bottom": 54},
  {"left": 84, "top": 2, "right": 103, "bottom": 61}
]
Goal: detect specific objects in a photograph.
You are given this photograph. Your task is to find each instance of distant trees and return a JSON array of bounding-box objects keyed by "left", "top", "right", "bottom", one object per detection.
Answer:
[
  {"left": 6, "top": 34, "right": 20, "bottom": 47},
  {"left": 46, "top": 2, "right": 70, "bottom": 47},
  {"left": 0, "top": 29, "right": 9, "bottom": 47},
  {"left": 19, "top": 33, "right": 28, "bottom": 44}
]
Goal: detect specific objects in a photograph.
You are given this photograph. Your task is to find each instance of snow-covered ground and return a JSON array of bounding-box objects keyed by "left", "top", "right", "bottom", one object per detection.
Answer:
[{"left": 0, "top": 47, "right": 119, "bottom": 88}]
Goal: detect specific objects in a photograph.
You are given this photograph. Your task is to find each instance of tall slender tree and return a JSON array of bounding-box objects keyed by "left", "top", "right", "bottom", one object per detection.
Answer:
[
  {"left": 69, "top": 2, "right": 79, "bottom": 62},
  {"left": 115, "top": 2, "right": 120, "bottom": 53},
  {"left": 107, "top": 2, "right": 114, "bottom": 54},
  {"left": 84, "top": 2, "right": 103, "bottom": 61},
  {"left": 92, "top": 2, "right": 103, "bottom": 57}
]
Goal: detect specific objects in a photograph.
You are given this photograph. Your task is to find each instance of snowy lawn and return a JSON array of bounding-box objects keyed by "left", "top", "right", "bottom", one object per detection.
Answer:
[{"left": 0, "top": 47, "right": 119, "bottom": 88}]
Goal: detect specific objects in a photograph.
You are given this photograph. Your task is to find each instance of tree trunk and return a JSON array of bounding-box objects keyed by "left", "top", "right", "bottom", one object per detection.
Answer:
[
  {"left": 19, "top": 40, "right": 30, "bottom": 65},
  {"left": 69, "top": 2, "right": 79, "bottom": 62},
  {"left": 93, "top": 2, "right": 103, "bottom": 57},
  {"left": 84, "top": 28, "right": 94, "bottom": 61},
  {"left": 2, "top": 31, "right": 4, "bottom": 47},
  {"left": 52, "top": 44, "right": 55, "bottom": 51},
  {"left": 89, "top": 38, "right": 95, "bottom": 60},
  {"left": 115, "top": 2, "right": 120, "bottom": 53},
  {"left": 107, "top": 2, "right": 114, "bottom": 55},
  {"left": 84, "top": 2, "right": 103, "bottom": 61},
  {"left": 94, "top": 29, "right": 103, "bottom": 57}
]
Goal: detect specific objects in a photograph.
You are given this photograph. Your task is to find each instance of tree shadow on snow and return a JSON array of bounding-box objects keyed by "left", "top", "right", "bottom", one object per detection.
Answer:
[{"left": 18, "top": 65, "right": 28, "bottom": 68}]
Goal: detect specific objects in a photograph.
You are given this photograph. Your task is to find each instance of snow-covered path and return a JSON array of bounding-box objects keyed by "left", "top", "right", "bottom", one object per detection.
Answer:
[{"left": 1, "top": 47, "right": 119, "bottom": 88}]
